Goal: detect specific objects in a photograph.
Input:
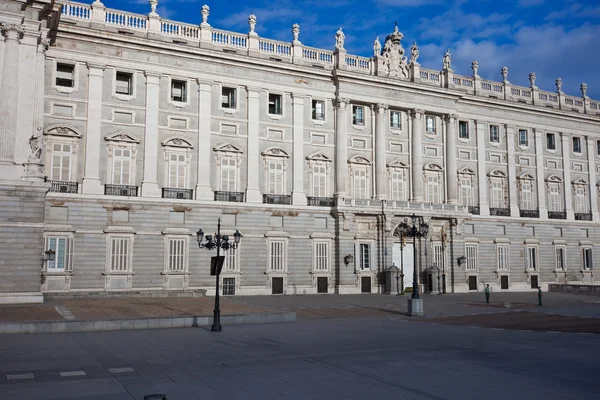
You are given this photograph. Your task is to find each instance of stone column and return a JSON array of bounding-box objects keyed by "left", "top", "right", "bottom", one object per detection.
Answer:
[
  {"left": 586, "top": 137, "right": 598, "bottom": 221},
  {"left": 82, "top": 64, "right": 105, "bottom": 194},
  {"left": 141, "top": 72, "right": 161, "bottom": 197},
  {"left": 375, "top": 103, "right": 388, "bottom": 200},
  {"left": 245, "top": 87, "right": 262, "bottom": 203},
  {"left": 335, "top": 98, "right": 349, "bottom": 198},
  {"left": 195, "top": 80, "right": 213, "bottom": 200},
  {"left": 445, "top": 114, "right": 458, "bottom": 204},
  {"left": 561, "top": 133, "right": 574, "bottom": 220},
  {"left": 475, "top": 120, "right": 489, "bottom": 216},
  {"left": 291, "top": 93, "right": 307, "bottom": 205},
  {"left": 0, "top": 25, "right": 23, "bottom": 177},
  {"left": 411, "top": 109, "right": 424, "bottom": 202},
  {"left": 505, "top": 125, "right": 520, "bottom": 217},
  {"left": 534, "top": 129, "right": 548, "bottom": 219}
]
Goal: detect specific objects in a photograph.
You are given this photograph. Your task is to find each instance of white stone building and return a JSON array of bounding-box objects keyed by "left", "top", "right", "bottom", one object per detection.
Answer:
[{"left": 1, "top": 0, "right": 599, "bottom": 304}]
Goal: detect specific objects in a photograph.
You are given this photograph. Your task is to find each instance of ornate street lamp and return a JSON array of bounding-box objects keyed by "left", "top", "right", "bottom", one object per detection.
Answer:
[
  {"left": 441, "top": 226, "right": 448, "bottom": 294},
  {"left": 399, "top": 234, "right": 406, "bottom": 295},
  {"left": 196, "top": 218, "right": 241, "bottom": 332}
]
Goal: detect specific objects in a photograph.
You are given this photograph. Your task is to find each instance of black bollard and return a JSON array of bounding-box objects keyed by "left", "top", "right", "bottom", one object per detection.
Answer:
[{"left": 537, "top": 287, "right": 542, "bottom": 306}]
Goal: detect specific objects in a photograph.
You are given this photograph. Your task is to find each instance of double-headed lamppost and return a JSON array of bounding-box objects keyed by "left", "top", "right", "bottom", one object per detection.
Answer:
[
  {"left": 441, "top": 226, "right": 448, "bottom": 294},
  {"left": 399, "top": 233, "right": 406, "bottom": 295},
  {"left": 196, "top": 218, "right": 241, "bottom": 332},
  {"left": 397, "top": 213, "right": 429, "bottom": 316}
]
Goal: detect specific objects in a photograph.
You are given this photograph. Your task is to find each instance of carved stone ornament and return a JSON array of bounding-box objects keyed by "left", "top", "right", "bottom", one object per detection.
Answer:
[
  {"left": 149, "top": 0, "right": 158, "bottom": 17},
  {"left": 248, "top": 15, "right": 257, "bottom": 34},
  {"left": 410, "top": 42, "right": 419, "bottom": 65},
  {"left": 0, "top": 23, "right": 24, "bottom": 40},
  {"left": 43, "top": 125, "right": 83, "bottom": 138},
  {"left": 501, "top": 66, "right": 509, "bottom": 82},
  {"left": 335, "top": 97, "right": 350, "bottom": 109},
  {"left": 381, "top": 23, "right": 409, "bottom": 79},
  {"left": 373, "top": 37, "right": 381, "bottom": 57},
  {"left": 292, "top": 23, "right": 300, "bottom": 43},
  {"left": 471, "top": 60, "right": 479, "bottom": 77},
  {"left": 200, "top": 4, "right": 210, "bottom": 26},
  {"left": 335, "top": 27, "right": 345, "bottom": 50},
  {"left": 28, "top": 133, "right": 43, "bottom": 162},
  {"left": 162, "top": 137, "right": 193, "bottom": 148},
  {"left": 529, "top": 72, "right": 536, "bottom": 88},
  {"left": 105, "top": 131, "right": 141, "bottom": 143},
  {"left": 555, "top": 77, "right": 563, "bottom": 92},
  {"left": 580, "top": 83, "right": 588, "bottom": 97}
]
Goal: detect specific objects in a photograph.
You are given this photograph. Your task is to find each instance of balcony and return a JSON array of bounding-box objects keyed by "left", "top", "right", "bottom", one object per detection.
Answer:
[
  {"left": 48, "top": 180, "right": 78, "bottom": 194},
  {"left": 263, "top": 194, "right": 292, "bottom": 205},
  {"left": 548, "top": 211, "right": 567, "bottom": 220},
  {"left": 468, "top": 206, "right": 480, "bottom": 215},
  {"left": 104, "top": 184, "right": 138, "bottom": 197},
  {"left": 214, "top": 191, "right": 244, "bottom": 202},
  {"left": 489, "top": 208, "right": 510, "bottom": 217},
  {"left": 575, "top": 212, "right": 593, "bottom": 221},
  {"left": 307, "top": 196, "right": 335, "bottom": 207},
  {"left": 520, "top": 209, "right": 540, "bottom": 218},
  {"left": 162, "top": 188, "right": 193, "bottom": 200}
]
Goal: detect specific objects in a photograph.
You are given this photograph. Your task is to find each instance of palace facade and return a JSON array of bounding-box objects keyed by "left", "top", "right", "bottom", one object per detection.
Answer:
[{"left": 1, "top": 0, "right": 599, "bottom": 303}]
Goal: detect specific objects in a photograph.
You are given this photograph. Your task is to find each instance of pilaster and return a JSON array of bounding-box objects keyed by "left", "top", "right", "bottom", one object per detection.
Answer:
[
  {"left": 475, "top": 120, "right": 489, "bottom": 215},
  {"left": 445, "top": 114, "right": 458, "bottom": 204},
  {"left": 291, "top": 93, "right": 306, "bottom": 205},
  {"left": 335, "top": 97, "right": 349, "bottom": 198},
  {"left": 410, "top": 62, "right": 420, "bottom": 83},
  {"left": 195, "top": 80, "right": 213, "bottom": 200},
  {"left": 586, "top": 136, "right": 599, "bottom": 221},
  {"left": 534, "top": 129, "right": 548, "bottom": 219},
  {"left": 141, "top": 72, "right": 161, "bottom": 197},
  {"left": 82, "top": 63, "right": 105, "bottom": 194},
  {"left": 245, "top": 87, "right": 262, "bottom": 203},
  {"left": 505, "top": 125, "right": 520, "bottom": 217},
  {"left": 561, "top": 133, "right": 574, "bottom": 220},
  {"left": 410, "top": 109, "right": 424, "bottom": 202},
  {"left": 375, "top": 103, "right": 388, "bottom": 200}
]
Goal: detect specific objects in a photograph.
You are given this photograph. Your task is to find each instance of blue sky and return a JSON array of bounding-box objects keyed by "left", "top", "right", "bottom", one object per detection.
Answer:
[{"left": 116, "top": 0, "right": 600, "bottom": 99}]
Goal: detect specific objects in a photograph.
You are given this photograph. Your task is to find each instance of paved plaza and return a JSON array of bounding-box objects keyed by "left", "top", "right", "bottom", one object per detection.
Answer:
[{"left": 0, "top": 292, "right": 599, "bottom": 399}]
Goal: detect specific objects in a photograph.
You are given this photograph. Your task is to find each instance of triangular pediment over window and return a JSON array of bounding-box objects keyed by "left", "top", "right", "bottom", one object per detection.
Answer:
[
  {"left": 572, "top": 177, "right": 588, "bottom": 185},
  {"left": 43, "top": 124, "right": 82, "bottom": 138},
  {"left": 348, "top": 155, "right": 371, "bottom": 165},
  {"left": 488, "top": 169, "right": 506, "bottom": 178},
  {"left": 387, "top": 159, "right": 408, "bottom": 168},
  {"left": 162, "top": 137, "right": 193, "bottom": 149},
  {"left": 306, "top": 151, "right": 332, "bottom": 162},
  {"left": 546, "top": 174, "right": 562, "bottom": 183},
  {"left": 105, "top": 131, "right": 140, "bottom": 144},
  {"left": 214, "top": 142, "right": 243, "bottom": 153},
  {"left": 518, "top": 172, "right": 535, "bottom": 180},
  {"left": 424, "top": 162, "right": 443, "bottom": 171},
  {"left": 458, "top": 166, "right": 475, "bottom": 175},
  {"left": 261, "top": 147, "right": 289, "bottom": 157}
]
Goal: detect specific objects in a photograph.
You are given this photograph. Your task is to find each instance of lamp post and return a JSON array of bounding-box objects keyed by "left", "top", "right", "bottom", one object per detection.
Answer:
[
  {"left": 441, "top": 226, "right": 448, "bottom": 294},
  {"left": 399, "top": 234, "right": 405, "bottom": 295},
  {"left": 396, "top": 213, "right": 429, "bottom": 316},
  {"left": 196, "top": 218, "right": 241, "bottom": 332}
]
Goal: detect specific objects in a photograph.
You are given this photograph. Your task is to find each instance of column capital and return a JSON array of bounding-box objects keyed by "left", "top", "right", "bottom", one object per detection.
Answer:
[
  {"left": 411, "top": 108, "right": 425, "bottom": 118},
  {"left": 144, "top": 70, "right": 162, "bottom": 78},
  {"left": 86, "top": 63, "right": 106, "bottom": 73},
  {"left": 335, "top": 97, "right": 351, "bottom": 109},
  {"left": 376, "top": 103, "right": 388, "bottom": 113},
  {"left": 1, "top": 24, "right": 24, "bottom": 41},
  {"left": 37, "top": 37, "right": 50, "bottom": 53},
  {"left": 560, "top": 131, "right": 570, "bottom": 140},
  {"left": 245, "top": 85, "right": 262, "bottom": 94},
  {"left": 445, "top": 114, "right": 458, "bottom": 123},
  {"left": 291, "top": 92, "right": 307, "bottom": 104}
]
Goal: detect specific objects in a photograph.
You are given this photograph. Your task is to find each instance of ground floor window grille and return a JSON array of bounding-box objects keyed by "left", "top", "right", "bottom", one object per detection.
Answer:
[{"left": 223, "top": 278, "right": 235, "bottom": 295}]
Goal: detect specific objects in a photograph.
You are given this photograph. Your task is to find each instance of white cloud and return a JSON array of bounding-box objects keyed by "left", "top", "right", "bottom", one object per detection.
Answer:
[
  {"left": 518, "top": 0, "right": 545, "bottom": 7},
  {"left": 376, "top": 0, "right": 443, "bottom": 6}
]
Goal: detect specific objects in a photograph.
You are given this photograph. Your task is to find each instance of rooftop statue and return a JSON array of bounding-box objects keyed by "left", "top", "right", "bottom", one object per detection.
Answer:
[
  {"left": 410, "top": 42, "right": 419, "bottom": 64},
  {"left": 335, "top": 27, "right": 345, "bottom": 50},
  {"left": 442, "top": 49, "right": 452, "bottom": 70},
  {"left": 380, "top": 23, "right": 409, "bottom": 79},
  {"left": 373, "top": 37, "right": 381, "bottom": 57}
]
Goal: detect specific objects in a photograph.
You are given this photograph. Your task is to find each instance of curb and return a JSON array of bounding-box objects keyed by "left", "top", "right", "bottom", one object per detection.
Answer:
[{"left": 0, "top": 312, "right": 296, "bottom": 335}]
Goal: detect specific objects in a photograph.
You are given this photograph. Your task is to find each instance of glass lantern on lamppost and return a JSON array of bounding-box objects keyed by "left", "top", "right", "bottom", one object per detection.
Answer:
[
  {"left": 441, "top": 226, "right": 448, "bottom": 294},
  {"left": 196, "top": 218, "right": 241, "bottom": 332}
]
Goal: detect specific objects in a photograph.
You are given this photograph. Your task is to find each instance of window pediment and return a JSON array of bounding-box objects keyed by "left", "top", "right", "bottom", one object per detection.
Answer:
[
  {"left": 214, "top": 142, "right": 243, "bottom": 153},
  {"left": 424, "top": 162, "right": 443, "bottom": 171},
  {"left": 43, "top": 124, "right": 82, "bottom": 138},
  {"left": 105, "top": 131, "right": 140, "bottom": 144},
  {"left": 262, "top": 147, "right": 289, "bottom": 158},
  {"left": 518, "top": 172, "right": 535, "bottom": 180},
  {"left": 488, "top": 169, "right": 506, "bottom": 178},
  {"left": 348, "top": 155, "right": 371, "bottom": 165},
  {"left": 572, "top": 177, "right": 588, "bottom": 185},
  {"left": 546, "top": 174, "right": 562, "bottom": 183},
  {"left": 387, "top": 159, "right": 408, "bottom": 168},
  {"left": 162, "top": 137, "right": 193, "bottom": 149},
  {"left": 458, "top": 166, "right": 475, "bottom": 175},
  {"left": 306, "top": 151, "right": 331, "bottom": 162}
]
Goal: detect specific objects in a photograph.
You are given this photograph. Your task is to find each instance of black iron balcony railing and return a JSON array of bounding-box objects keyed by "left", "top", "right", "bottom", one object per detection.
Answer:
[
  {"left": 520, "top": 209, "right": 540, "bottom": 218},
  {"left": 263, "top": 194, "right": 292, "bottom": 205},
  {"left": 104, "top": 184, "right": 138, "bottom": 197},
  {"left": 162, "top": 188, "right": 193, "bottom": 200},
  {"left": 548, "top": 211, "right": 567, "bottom": 220},
  {"left": 468, "top": 206, "right": 480, "bottom": 215},
  {"left": 489, "top": 207, "right": 510, "bottom": 216},
  {"left": 214, "top": 191, "right": 244, "bottom": 202},
  {"left": 575, "top": 212, "right": 593, "bottom": 221},
  {"left": 48, "top": 180, "right": 78, "bottom": 194},
  {"left": 307, "top": 196, "right": 335, "bottom": 207}
]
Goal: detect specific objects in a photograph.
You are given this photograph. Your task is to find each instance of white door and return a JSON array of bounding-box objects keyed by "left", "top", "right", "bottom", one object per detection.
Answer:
[{"left": 392, "top": 242, "right": 414, "bottom": 290}]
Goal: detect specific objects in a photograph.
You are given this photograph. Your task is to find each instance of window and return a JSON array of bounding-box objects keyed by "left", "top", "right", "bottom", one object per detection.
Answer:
[
  {"left": 583, "top": 248, "right": 593, "bottom": 270},
  {"left": 45, "top": 237, "right": 73, "bottom": 271},
  {"left": 359, "top": 243, "right": 370, "bottom": 270},
  {"left": 459, "top": 121, "right": 469, "bottom": 139},
  {"left": 460, "top": 176, "right": 473, "bottom": 206},
  {"left": 171, "top": 80, "right": 187, "bottom": 102},
  {"left": 223, "top": 247, "right": 237, "bottom": 272},
  {"left": 352, "top": 105, "right": 364, "bottom": 125},
  {"left": 574, "top": 185, "right": 587, "bottom": 213},
  {"left": 56, "top": 64, "right": 74, "bottom": 87},
  {"left": 597, "top": 140, "right": 600, "bottom": 157},
  {"left": 520, "top": 180, "right": 533, "bottom": 210},
  {"left": 220, "top": 157, "right": 237, "bottom": 191},
  {"left": 526, "top": 247, "right": 537, "bottom": 270},
  {"left": 573, "top": 137, "right": 581, "bottom": 153},
  {"left": 390, "top": 170, "right": 406, "bottom": 201},
  {"left": 433, "top": 243, "right": 444, "bottom": 269},
  {"left": 312, "top": 100, "right": 325, "bottom": 120},
  {"left": 425, "top": 116, "right": 436, "bottom": 134},
  {"left": 312, "top": 164, "right": 327, "bottom": 197},
  {"left": 267, "top": 160, "right": 284, "bottom": 194},
  {"left": 221, "top": 87, "right": 236, "bottom": 109},
  {"left": 112, "top": 148, "right": 132, "bottom": 185},
  {"left": 167, "top": 238, "right": 186, "bottom": 272},
  {"left": 109, "top": 236, "right": 131, "bottom": 272},
  {"left": 548, "top": 183, "right": 561, "bottom": 212},
  {"left": 268, "top": 93, "right": 282, "bottom": 115},
  {"left": 50, "top": 143, "right": 72, "bottom": 181},
  {"left": 223, "top": 277, "right": 236, "bottom": 295},
  {"left": 353, "top": 168, "right": 368, "bottom": 199},
  {"left": 269, "top": 240, "right": 286, "bottom": 271},
  {"left": 489, "top": 125, "right": 499, "bottom": 143},
  {"left": 115, "top": 72, "right": 133, "bottom": 95},
  {"left": 555, "top": 247, "right": 566, "bottom": 271},
  {"left": 491, "top": 179, "right": 504, "bottom": 208},
  {"left": 519, "top": 129, "right": 528, "bottom": 146},
  {"left": 390, "top": 111, "right": 401, "bottom": 129},
  {"left": 426, "top": 174, "right": 440, "bottom": 203},
  {"left": 497, "top": 244, "right": 509, "bottom": 270},
  {"left": 314, "top": 241, "right": 329, "bottom": 271},
  {"left": 465, "top": 245, "right": 477, "bottom": 271},
  {"left": 547, "top": 133, "right": 556, "bottom": 150},
  {"left": 168, "top": 153, "right": 187, "bottom": 189}
]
